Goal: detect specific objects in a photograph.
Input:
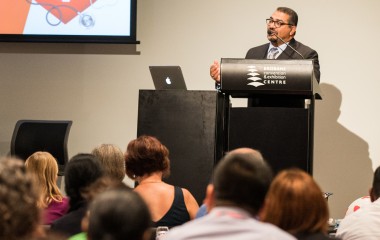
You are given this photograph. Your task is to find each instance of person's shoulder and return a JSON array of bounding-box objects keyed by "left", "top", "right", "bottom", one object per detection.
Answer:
[
  {"left": 292, "top": 39, "right": 318, "bottom": 54},
  {"left": 162, "top": 217, "right": 205, "bottom": 240},
  {"left": 180, "top": 187, "right": 192, "bottom": 197},
  {"left": 256, "top": 221, "right": 296, "bottom": 239},
  {"left": 246, "top": 43, "right": 269, "bottom": 58},
  {"left": 248, "top": 42, "right": 269, "bottom": 51}
]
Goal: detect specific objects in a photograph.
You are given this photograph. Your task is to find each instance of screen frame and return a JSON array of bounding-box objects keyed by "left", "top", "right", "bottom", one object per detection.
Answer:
[{"left": 0, "top": 0, "right": 139, "bottom": 44}]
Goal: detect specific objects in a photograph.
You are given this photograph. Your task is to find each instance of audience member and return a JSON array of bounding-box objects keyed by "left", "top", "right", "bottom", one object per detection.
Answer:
[
  {"left": 195, "top": 203, "right": 208, "bottom": 219},
  {"left": 0, "top": 157, "right": 45, "bottom": 240},
  {"left": 87, "top": 188, "right": 152, "bottom": 240},
  {"left": 336, "top": 166, "right": 380, "bottom": 240},
  {"left": 125, "top": 135, "right": 199, "bottom": 227},
  {"left": 50, "top": 153, "right": 103, "bottom": 237},
  {"left": 163, "top": 148, "right": 295, "bottom": 240},
  {"left": 261, "top": 168, "right": 335, "bottom": 240},
  {"left": 91, "top": 143, "right": 126, "bottom": 182},
  {"left": 25, "top": 151, "right": 69, "bottom": 225},
  {"left": 68, "top": 177, "right": 131, "bottom": 240},
  {"left": 344, "top": 196, "right": 371, "bottom": 217}
]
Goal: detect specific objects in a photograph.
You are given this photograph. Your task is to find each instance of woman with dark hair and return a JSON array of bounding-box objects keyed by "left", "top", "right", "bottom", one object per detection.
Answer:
[
  {"left": 261, "top": 168, "right": 338, "bottom": 240},
  {"left": 50, "top": 153, "right": 103, "bottom": 237},
  {"left": 125, "top": 135, "right": 199, "bottom": 228},
  {"left": 25, "top": 151, "right": 69, "bottom": 225}
]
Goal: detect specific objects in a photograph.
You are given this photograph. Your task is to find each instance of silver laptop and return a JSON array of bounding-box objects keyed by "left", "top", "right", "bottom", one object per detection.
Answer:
[{"left": 149, "top": 66, "right": 187, "bottom": 90}]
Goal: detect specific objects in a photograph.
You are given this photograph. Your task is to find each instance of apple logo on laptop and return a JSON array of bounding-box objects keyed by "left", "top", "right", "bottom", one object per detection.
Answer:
[{"left": 165, "top": 77, "right": 172, "bottom": 85}]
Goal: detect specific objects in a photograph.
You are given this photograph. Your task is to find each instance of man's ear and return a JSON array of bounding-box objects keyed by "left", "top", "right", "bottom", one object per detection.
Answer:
[
  {"left": 290, "top": 26, "right": 297, "bottom": 36},
  {"left": 204, "top": 184, "right": 215, "bottom": 212}
]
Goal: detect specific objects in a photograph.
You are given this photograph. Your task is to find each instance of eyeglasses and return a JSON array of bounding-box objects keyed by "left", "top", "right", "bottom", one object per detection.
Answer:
[{"left": 266, "top": 18, "right": 293, "bottom": 28}]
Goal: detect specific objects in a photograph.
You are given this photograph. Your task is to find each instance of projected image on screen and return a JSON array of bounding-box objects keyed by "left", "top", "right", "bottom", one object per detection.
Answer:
[{"left": 0, "top": 0, "right": 137, "bottom": 43}]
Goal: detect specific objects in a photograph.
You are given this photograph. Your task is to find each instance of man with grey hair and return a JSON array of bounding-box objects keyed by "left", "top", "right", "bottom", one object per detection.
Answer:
[{"left": 163, "top": 148, "right": 295, "bottom": 240}]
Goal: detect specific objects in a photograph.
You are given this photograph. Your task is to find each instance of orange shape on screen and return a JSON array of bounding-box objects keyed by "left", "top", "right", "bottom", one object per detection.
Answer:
[
  {"left": 0, "top": 0, "right": 31, "bottom": 33},
  {"left": 34, "top": 0, "right": 97, "bottom": 24}
]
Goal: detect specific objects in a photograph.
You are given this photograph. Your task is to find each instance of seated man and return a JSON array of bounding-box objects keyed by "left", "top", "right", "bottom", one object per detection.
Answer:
[
  {"left": 336, "top": 166, "right": 380, "bottom": 239},
  {"left": 163, "top": 148, "right": 295, "bottom": 240}
]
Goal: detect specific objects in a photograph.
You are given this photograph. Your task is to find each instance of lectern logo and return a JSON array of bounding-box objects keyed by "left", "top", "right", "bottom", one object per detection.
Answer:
[
  {"left": 246, "top": 65, "right": 288, "bottom": 87},
  {"left": 246, "top": 65, "right": 264, "bottom": 87}
]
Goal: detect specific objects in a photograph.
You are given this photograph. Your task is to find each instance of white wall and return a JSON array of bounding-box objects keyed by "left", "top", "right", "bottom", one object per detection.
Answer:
[{"left": 0, "top": 0, "right": 379, "bottom": 219}]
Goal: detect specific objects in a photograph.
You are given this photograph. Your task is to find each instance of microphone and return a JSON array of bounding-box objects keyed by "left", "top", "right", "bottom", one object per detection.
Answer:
[{"left": 268, "top": 30, "right": 304, "bottom": 59}]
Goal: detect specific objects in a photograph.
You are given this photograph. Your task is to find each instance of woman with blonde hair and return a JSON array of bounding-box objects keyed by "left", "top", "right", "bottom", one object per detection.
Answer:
[
  {"left": 261, "top": 168, "right": 337, "bottom": 240},
  {"left": 25, "top": 151, "right": 69, "bottom": 225}
]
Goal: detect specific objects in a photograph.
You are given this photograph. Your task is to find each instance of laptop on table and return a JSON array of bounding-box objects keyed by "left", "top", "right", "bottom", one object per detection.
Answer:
[{"left": 149, "top": 66, "right": 187, "bottom": 90}]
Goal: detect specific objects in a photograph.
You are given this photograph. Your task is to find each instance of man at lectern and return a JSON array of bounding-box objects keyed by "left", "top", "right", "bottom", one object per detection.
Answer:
[{"left": 210, "top": 6, "right": 320, "bottom": 88}]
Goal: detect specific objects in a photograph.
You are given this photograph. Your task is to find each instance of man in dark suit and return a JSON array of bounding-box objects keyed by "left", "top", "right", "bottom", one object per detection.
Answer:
[{"left": 210, "top": 7, "right": 320, "bottom": 106}]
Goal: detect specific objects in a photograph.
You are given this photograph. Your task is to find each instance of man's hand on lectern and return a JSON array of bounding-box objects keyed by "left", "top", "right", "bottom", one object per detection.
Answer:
[{"left": 210, "top": 60, "right": 221, "bottom": 83}]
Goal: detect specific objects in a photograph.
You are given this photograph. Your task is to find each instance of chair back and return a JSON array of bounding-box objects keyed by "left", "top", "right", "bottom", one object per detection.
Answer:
[{"left": 10, "top": 120, "right": 72, "bottom": 176}]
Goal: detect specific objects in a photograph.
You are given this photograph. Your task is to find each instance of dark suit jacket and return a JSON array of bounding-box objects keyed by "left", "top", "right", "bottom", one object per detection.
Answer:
[{"left": 245, "top": 38, "right": 320, "bottom": 82}]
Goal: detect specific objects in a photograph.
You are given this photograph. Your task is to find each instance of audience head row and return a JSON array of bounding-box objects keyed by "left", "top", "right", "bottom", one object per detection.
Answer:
[{"left": 3, "top": 135, "right": 339, "bottom": 240}]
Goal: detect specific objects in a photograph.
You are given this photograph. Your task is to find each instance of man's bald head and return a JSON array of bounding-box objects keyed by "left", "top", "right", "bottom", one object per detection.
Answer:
[{"left": 213, "top": 148, "right": 272, "bottom": 215}]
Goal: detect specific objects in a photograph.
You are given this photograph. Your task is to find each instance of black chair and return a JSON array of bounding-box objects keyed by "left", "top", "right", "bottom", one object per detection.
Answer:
[{"left": 10, "top": 120, "right": 72, "bottom": 176}]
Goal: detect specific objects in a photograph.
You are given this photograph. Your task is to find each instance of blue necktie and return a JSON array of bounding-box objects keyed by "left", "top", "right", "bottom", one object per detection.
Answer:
[{"left": 267, "top": 47, "right": 279, "bottom": 59}]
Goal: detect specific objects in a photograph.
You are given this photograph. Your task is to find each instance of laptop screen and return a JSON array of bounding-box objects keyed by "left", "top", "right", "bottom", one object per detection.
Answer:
[{"left": 149, "top": 66, "right": 187, "bottom": 90}]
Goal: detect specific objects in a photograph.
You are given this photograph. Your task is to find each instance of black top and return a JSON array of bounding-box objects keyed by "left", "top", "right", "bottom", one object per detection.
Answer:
[
  {"left": 295, "top": 232, "right": 341, "bottom": 240},
  {"left": 153, "top": 186, "right": 190, "bottom": 228}
]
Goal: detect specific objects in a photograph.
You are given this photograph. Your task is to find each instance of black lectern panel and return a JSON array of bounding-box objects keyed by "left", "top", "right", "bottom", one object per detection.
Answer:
[
  {"left": 137, "top": 90, "right": 223, "bottom": 205},
  {"left": 229, "top": 107, "right": 310, "bottom": 173}
]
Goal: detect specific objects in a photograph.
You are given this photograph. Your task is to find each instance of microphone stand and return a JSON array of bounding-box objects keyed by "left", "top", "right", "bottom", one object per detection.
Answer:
[{"left": 270, "top": 31, "right": 304, "bottom": 59}]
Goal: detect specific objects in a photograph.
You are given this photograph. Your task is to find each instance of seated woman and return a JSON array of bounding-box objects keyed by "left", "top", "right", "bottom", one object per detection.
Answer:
[
  {"left": 91, "top": 144, "right": 126, "bottom": 182},
  {"left": 50, "top": 153, "right": 103, "bottom": 237},
  {"left": 260, "top": 168, "right": 338, "bottom": 240},
  {"left": 0, "top": 157, "right": 45, "bottom": 240},
  {"left": 25, "top": 151, "right": 69, "bottom": 225},
  {"left": 125, "top": 135, "right": 199, "bottom": 228}
]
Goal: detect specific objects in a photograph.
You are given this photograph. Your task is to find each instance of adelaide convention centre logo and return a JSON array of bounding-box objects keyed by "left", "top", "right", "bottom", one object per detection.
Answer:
[{"left": 246, "top": 65, "right": 288, "bottom": 87}]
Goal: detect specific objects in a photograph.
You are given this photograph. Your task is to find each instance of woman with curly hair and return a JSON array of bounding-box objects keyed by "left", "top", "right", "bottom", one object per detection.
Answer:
[
  {"left": 25, "top": 151, "right": 69, "bottom": 225},
  {"left": 125, "top": 135, "right": 199, "bottom": 228},
  {"left": 0, "top": 157, "right": 44, "bottom": 240}
]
